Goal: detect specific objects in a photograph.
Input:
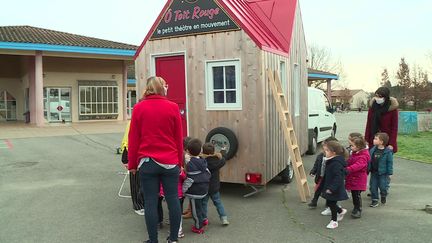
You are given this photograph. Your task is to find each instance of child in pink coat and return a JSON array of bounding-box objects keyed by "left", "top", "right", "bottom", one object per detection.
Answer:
[
  {"left": 158, "top": 167, "right": 187, "bottom": 238},
  {"left": 345, "top": 135, "right": 370, "bottom": 218}
]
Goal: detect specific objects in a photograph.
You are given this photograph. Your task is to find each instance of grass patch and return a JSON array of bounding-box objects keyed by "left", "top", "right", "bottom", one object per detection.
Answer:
[{"left": 396, "top": 131, "right": 432, "bottom": 164}]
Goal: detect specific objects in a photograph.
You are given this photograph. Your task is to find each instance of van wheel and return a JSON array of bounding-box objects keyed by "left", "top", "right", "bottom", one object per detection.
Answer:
[
  {"left": 331, "top": 124, "right": 337, "bottom": 137},
  {"left": 307, "top": 131, "right": 317, "bottom": 155},
  {"left": 280, "top": 158, "right": 294, "bottom": 183},
  {"left": 205, "top": 127, "right": 238, "bottom": 160}
]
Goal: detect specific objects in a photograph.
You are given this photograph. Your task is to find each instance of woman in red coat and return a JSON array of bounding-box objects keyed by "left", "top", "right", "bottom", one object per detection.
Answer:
[
  {"left": 128, "top": 76, "right": 183, "bottom": 243},
  {"left": 345, "top": 136, "right": 370, "bottom": 218},
  {"left": 365, "top": 87, "right": 399, "bottom": 152}
]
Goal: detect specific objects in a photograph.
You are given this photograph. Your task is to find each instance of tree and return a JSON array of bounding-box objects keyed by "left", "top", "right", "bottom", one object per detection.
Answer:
[
  {"left": 307, "top": 44, "right": 344, "bottom": 88},
  {"left": 412, "top": 66, "right": 431, "bottom": 110},
  {"left": 396, "top": 58, "right": 411, "bottom": 108},
  {"left": 380, "top": 68, "right": 392, "bottom": 88}
]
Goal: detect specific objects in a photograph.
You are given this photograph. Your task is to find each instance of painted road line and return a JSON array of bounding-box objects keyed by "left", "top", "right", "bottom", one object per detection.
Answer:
[{"left": 5, "top": 139, "right": 13, "bottom": 149}]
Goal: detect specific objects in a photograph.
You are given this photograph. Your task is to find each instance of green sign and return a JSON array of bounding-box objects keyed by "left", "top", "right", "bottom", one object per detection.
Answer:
[{"left": 151, "top": 0, "right": 239, "bottom": 40}]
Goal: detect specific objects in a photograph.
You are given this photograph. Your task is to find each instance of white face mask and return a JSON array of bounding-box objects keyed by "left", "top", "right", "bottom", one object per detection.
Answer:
[{"left": 375, "top": 97, "right": 385, "bottom": 104}]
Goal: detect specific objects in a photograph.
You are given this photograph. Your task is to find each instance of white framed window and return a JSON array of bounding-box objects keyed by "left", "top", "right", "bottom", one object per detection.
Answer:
[
  {"left": 293, "top": 63, "right": 300, "bottom": 116},
  {"left": 126, "top": 90, "right": 137, "bottom": 119},
  {"left": 206, "top": 59, "right": 242, "bottom": 110},
  {"left": 79, "top": 86, "right": 118, "bottom": 119},
  {"left": 0, "top": 90, "right": 17, "bottom": 121},
  {"left": 280, "top": 61, "right": 287, "bottom": 98}
]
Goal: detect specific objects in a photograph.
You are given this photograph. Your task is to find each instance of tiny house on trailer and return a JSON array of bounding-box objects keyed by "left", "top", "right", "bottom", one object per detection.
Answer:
[{"left": 135, "top": 0, "right": 308, "bottom": 192}]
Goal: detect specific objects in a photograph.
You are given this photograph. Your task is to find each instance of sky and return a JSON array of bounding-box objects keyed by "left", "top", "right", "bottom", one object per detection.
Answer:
[{"left": 1, "top": 0, "right": 431, "bottom": 92}]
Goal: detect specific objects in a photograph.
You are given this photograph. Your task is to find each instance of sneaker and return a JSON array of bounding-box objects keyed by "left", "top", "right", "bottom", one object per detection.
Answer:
[
  {"left": 321, "top": 207, "right": 331, "bottom": 216},
  {"left": 308, "top": 201, "right": 317, "bottom": 208},
  {"left": 326, "top": 220, "right": 338, "bottom": 229},
  {"left": 134, "top": 209, "right": 145, "bottom": 216},
  {"left": 381, "top": 197, "right": 387, "bottom": 205},
  {"left": 166, "top": 237, "right": 178, "bottom": 243},
  {"left": 370, "top": 201, "right": 379, "bottom": 208},
  {"left": 191, "top": 225, "right": 205, "bottom": 234},
  {"left": 178, "top": 230, "right": 184, "bottom": 238},
  {"left": 203, "top": 218, "right": 209, "bottom": 226},
  {"left": 337, "top": 208, "right": 347, "bottom": 221},
  {"left": 351, "top": 209, "right": 362, "bottom": 218},
  {"left": 221, "top": 216, "right": 229, "bottom": 225}
]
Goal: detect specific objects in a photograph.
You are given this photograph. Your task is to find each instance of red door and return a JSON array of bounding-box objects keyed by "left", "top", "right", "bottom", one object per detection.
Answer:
[{"left": 155, "top": 55, "right": 187, "bottom": 136}]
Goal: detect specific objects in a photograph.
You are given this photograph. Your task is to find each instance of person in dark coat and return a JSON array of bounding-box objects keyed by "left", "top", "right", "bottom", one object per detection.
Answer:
[
  {"left": 319, "top": 141, "right": 349, "bottom": 229},
  {"left": 183, "top": 138, "right": 211, "bottom": 234},
  {"left": 365, "top": 87, "right": 399, "bottom": 152},
  {"left": 368, "top": 132, "right": 394, "bottom": 208},
  {"left": 308, "top": 137, "right": 339, "bottom": 208},
  {"left": 201, "top": 143, "right": 229, "bottom": 226}
]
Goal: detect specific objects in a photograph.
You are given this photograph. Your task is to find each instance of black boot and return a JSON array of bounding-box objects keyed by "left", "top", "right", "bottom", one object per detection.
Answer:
[
  {"left": 351, "top": 208, "right": 362, "bottom": 218},
  {"left": 308, "top": 201, "right": 317, "bottom": 208}
]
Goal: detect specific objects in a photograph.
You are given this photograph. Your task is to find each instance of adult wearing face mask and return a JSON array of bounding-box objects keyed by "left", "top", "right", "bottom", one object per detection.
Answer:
[{"left": 364, "top": 87, "right": 399, "bottom": 153}]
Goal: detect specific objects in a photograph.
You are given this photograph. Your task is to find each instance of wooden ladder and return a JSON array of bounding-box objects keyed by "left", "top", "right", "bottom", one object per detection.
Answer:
[{"left": 267, "top": 69, "right": 310, "bottom": 202}]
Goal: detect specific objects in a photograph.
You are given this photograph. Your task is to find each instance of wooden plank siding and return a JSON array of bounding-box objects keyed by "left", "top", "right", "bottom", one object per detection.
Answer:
[
  {"left": 261, "top": 3, "right": 308, "bottom": 183},
  {"left": 135, "top": 30, "right": 266, "bottom": 184},
  {"left": 134, "top": 4, "right": 307, "bottom": 185}
]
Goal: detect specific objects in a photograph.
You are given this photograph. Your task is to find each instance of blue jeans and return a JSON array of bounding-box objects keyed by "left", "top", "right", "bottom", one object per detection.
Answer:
[
  {"left": 369, "top": 173, "right": 390, "bottom": 201},
  {"left": 202, "top": 192, "right": 227, "bottom": 219},
  {"left": 139, "top": 158, "right": 181, "bottom": 243}
]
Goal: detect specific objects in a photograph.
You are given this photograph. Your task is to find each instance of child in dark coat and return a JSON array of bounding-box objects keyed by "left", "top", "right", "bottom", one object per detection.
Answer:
[
  {"left": 308, "top": 137, "right": 339, "bottom": 209},
  {"left": 201, "top": 143, "right": 229, "bottom": 226},
  {"left": 319, "top": 141, "right": 349, "bottom": 229},
  {"left": 183, "top": 138, "right": 211, "bottom": 234},
  {"left": 368, "top": 132, "right": 393, "bottom": 207}
]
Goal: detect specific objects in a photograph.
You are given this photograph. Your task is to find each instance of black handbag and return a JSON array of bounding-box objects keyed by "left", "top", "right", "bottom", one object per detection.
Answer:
[{"left": 121, "top": 148, "right": 128, "bottom": 164}]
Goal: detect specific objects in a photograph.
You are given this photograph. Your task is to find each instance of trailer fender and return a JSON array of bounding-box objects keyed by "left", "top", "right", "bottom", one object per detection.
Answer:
[{"left": 205, "top": 127, "right": 238, "bottom": 160}]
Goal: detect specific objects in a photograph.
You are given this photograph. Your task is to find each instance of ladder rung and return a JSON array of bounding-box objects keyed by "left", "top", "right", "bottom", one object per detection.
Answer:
[
  {"left": 296, "top": 162, "right": 303, "bottom": 168},
  {"left": 300, "top": 178, "right": 307, "bottom": 185},
  {"left": 291, "top": 144, "right": 299, "bottom": 150},
  {"left": 278, "top": 92, "right": 284, "bottom": 96}
]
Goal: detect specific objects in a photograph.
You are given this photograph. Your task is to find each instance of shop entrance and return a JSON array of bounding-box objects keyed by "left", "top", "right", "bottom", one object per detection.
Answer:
[{"left": 44, "top": 87, "right": 71, "bottom": 122}]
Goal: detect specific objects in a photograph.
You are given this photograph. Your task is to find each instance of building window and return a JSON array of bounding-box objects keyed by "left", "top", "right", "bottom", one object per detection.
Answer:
[
  {"left": 293, "top": 63, "right": 300, "bottom": 116},
  {"left": 79, "top": 85, "right": 119, "bottom": 120},
  {"left": 127, "top": 90, "right": 137, "bottom": 118},
  {"left": 206, "top": 60, "right": 242, "bottom": 110},
  {"left": 280, "top": 61, "right": 287, "bottom": 98},
  {"left": 0, "top": 90, "right": 17, "bottom": 121}
]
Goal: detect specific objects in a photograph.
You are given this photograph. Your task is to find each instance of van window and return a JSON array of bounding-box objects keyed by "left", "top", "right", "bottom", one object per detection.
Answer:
[{"left": 323, "top": 93, "right": 332, "bottom": 111}]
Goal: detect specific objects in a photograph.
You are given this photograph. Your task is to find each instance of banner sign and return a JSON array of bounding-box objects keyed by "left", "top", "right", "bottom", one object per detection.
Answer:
[{"left": 150, "top": 0, "right": 239, "bottom": 40}]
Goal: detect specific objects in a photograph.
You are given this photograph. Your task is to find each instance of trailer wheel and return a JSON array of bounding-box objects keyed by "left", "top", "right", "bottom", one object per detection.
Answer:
[
  {"left": 205, "top": 127, "right": 238, "bottom": 160},
  {"left": 280, "top": 158, "right": 294, "bottom": 183}
]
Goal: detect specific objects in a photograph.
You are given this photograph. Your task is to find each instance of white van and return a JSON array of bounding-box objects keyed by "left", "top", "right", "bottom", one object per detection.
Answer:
[{"left": 307, "top": 87, "right": 337, "bottom": 154}]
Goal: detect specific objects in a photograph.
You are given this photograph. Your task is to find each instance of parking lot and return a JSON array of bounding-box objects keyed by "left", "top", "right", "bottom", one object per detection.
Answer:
[{"left": 1, "top": 113, "right": 431, "bottom": 243}]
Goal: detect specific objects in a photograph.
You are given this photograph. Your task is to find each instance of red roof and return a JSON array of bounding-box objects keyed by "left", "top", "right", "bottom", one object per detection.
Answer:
[{"left": 135, "top": 0, "right": 297, "bottom": 59}]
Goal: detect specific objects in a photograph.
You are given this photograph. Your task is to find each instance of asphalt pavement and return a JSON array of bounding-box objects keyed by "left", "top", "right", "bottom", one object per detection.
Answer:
[{"left": 0, "top": 113, "right": 431, "bottom": 243}]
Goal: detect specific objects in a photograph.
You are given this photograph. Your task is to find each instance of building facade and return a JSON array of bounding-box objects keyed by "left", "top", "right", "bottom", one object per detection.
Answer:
[{"left": 0, "top": 26, "right": 137, "bottom": 125}]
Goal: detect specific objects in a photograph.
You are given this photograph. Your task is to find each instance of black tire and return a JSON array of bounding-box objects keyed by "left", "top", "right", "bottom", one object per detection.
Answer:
[
  {"left": 307, "top": 130, "right": 317, "bottom": 155},
  {"left": 205, "top": 127, "right": 238, "bottom": 160},
  {"left": 332, "top": 124, "right": 337, "bottom": 137},
  {"left": 280, "top": 158, "right": 294, "bottom": 183}
]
